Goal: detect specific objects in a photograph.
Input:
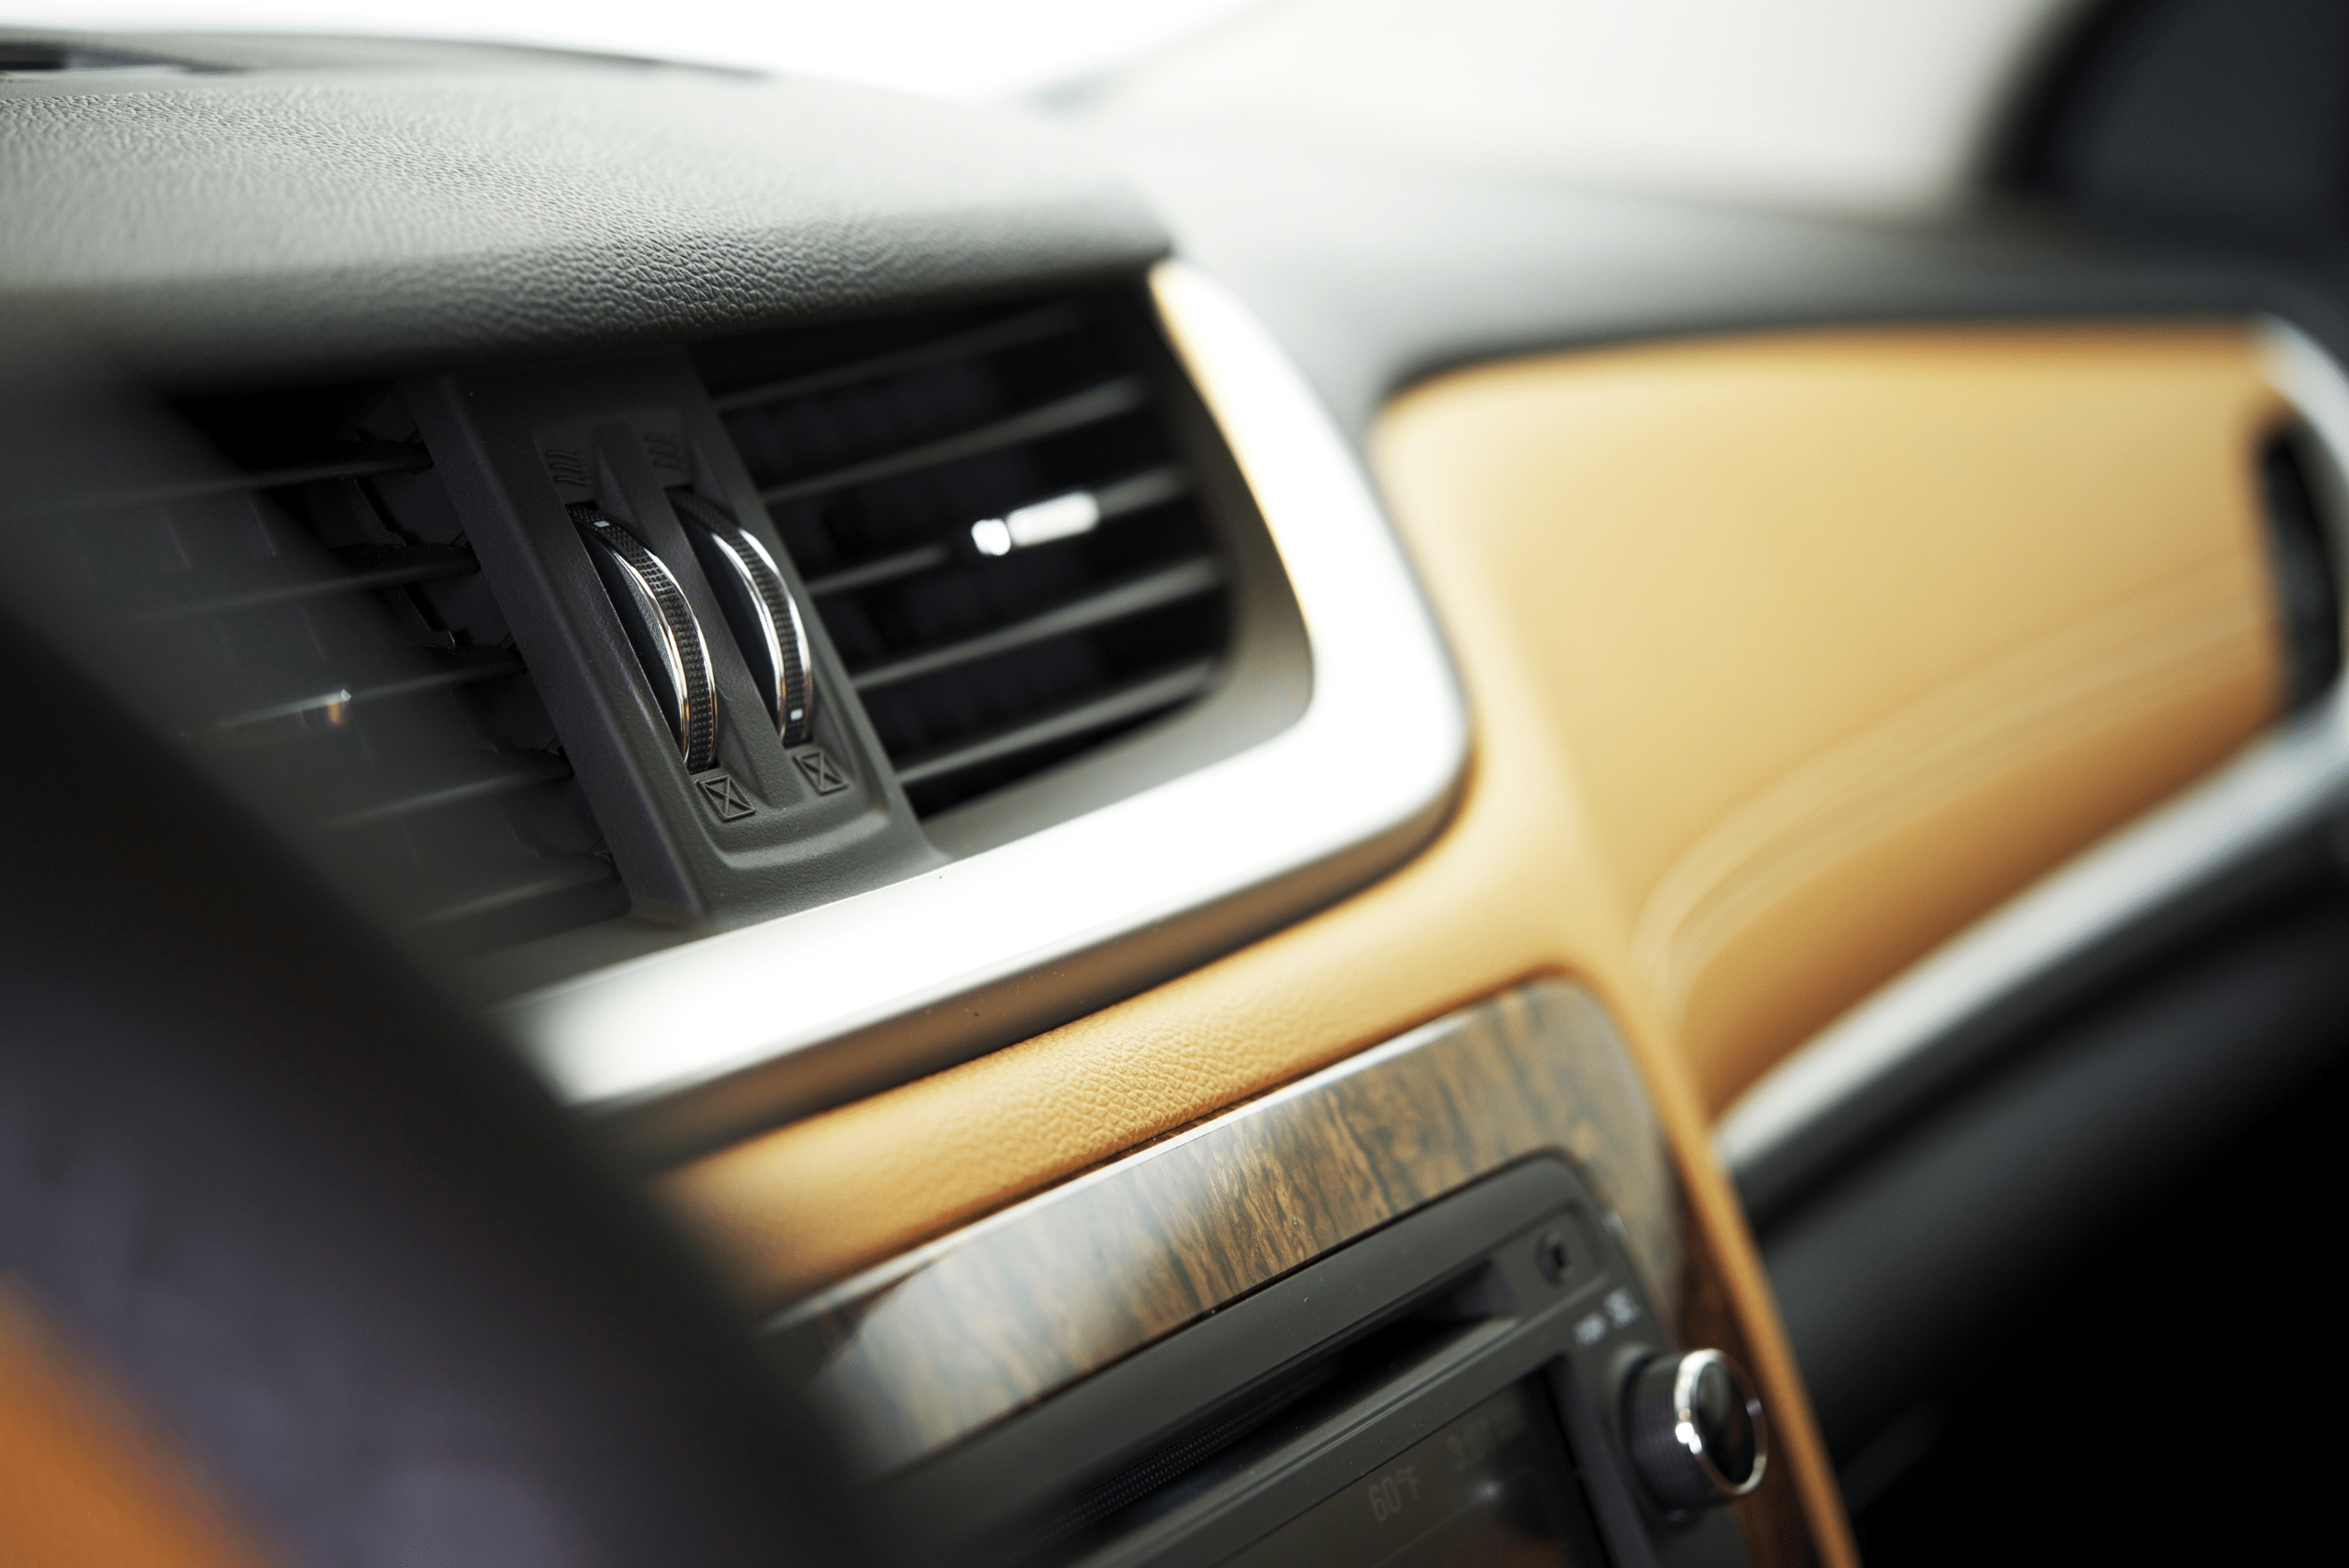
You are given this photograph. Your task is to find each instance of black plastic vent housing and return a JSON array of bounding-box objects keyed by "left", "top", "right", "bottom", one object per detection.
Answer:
[
  {"left": 2257, "top": 428, "right": 2343, "bottom": 710},
  {"left": 694, "top": 290, "right": 1286, "bottom": 824},
  {"left": 92, "top": 384, "right": 631, "bottom": 951}
]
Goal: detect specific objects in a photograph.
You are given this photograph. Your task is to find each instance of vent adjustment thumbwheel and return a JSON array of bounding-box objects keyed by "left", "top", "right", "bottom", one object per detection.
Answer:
[
  {"left": 1621, "top": 1350, "right": 1767, "bottom": 1512},
  {"left": 669, "top": 490, "right": 814, "bottom": 746},
  {"left": 571, "top": 503, "right": 718, "bottom": 771}
]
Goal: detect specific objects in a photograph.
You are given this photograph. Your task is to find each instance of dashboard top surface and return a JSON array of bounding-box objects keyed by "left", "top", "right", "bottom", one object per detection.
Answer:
[{"left": 1, "top": 42, "right": 1168, "bottom": 384}]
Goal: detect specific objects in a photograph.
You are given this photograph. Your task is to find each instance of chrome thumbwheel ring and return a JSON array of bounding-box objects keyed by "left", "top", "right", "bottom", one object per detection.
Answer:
[
  {"left": 670, "top": 489, "right": 814, "bottom": 746},
  {"left": 571, "top": 503, "right": 718, "bottom": 771}
]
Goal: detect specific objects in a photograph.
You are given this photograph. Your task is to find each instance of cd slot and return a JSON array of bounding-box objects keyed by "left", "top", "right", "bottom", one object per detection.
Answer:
[
  {"left": 870, "top": 1157, "right": 1687, "bottom": 1567},
  {"left": 986, "top": 1263, "right": 1519, "bottom": 1565}
]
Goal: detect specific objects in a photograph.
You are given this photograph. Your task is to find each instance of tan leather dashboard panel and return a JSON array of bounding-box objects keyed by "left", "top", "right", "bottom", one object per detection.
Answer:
[
  {"left": 662, "top": 318, "right": 2285, "bottom": 1568},
  {"left": 1375, "top": 325, "right": 2284, "bottom": 1113}
]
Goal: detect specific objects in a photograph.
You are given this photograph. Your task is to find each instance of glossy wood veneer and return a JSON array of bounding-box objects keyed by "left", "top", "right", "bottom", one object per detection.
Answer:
[{"left": 769, "top": 981, "right": 1675, "bottom": 1476}]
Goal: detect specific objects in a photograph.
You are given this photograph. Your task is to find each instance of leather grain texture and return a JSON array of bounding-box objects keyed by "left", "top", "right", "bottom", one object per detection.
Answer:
[
  {"left": 1375, "top": 325, "right": 2284, "bottom": 1115},
  {"left": 0, "top": 1289, "right": 265, "bottom": 1568},
  {"left": 0, "top": 67, "right": 1166, "bottom": 384}
]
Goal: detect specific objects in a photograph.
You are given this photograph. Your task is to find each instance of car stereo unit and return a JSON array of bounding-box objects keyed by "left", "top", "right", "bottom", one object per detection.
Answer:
[{"left": 868, "top": 1159, "right": 1767, "bottom": 1567}]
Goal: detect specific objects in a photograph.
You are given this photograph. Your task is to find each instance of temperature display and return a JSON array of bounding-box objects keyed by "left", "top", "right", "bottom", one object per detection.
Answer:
[{"left": 1220, "top": 1381, "right": 1603, "bottom": 1568}]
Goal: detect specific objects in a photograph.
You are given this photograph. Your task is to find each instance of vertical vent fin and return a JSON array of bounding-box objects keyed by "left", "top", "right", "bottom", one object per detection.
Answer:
[{"left": 696, "top": 295, "right": 1232, "bottom": 818}]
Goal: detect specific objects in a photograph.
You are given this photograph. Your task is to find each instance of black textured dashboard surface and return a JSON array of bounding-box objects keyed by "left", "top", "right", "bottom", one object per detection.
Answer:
[
  {"left": 1, "top": 38, "right": 1167, "bottom": 384},
  {"left": 1072, "top": 112, "right": 2349, "bottom": 437}
]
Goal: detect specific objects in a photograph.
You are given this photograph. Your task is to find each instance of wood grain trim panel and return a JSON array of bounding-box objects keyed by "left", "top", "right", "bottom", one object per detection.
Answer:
[{"left": 770, "top": 981, "right": 1672, "bottom": 1475}]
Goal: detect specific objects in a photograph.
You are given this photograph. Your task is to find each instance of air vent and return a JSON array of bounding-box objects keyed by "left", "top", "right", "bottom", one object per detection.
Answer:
[
  {"left": 2259, "top": 428, "right": 2343, "bottom": 710},
  {"left": 695, "top": 295, "right": 1234, "bottom": 818},
  {"left": 0, "top": 39, "right": 207, "bottom": 74},
  {"left": 69, "top": 385, "right": 627, "bottom": 951}
]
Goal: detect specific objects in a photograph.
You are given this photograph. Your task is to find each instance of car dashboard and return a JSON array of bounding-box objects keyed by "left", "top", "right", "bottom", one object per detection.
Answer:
[{"left": 4, "top": 8, "right": 2346, "bottom": 1567}]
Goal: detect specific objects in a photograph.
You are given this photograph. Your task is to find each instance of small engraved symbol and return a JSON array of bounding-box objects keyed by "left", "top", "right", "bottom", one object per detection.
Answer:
[
  {"left": 1572, "top": 1312, "right": 1609, "bottom": 1349},
  {"left": 696, "top": 771, "right": 756, "bottom": 821},
  {"left": 643, "top": 432, "right": 688, "bottom": 472},
  {"left": 544, "top": 448, "right": 590, "bottom": 489},
  {"left": 792, "top": 747, "right": 849, "bottom": 795},
  {"left": 1604, "top": 1287, "right": 1641, "bottom": 1328}
]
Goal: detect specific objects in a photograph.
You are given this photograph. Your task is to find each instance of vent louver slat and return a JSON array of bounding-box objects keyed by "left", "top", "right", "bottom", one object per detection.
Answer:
[
  {"left": 210, "top": 646, "right": 527, "bottom": 732},
  {"left": 890, "top": 661, "right": 1220, "bottom": 790},
  {"left": 751, "top": 377, "right": 1150, "bottom": 507},
  {"left": 849, "top": 556, "right": 1226, "bottom": 694},
  {"left": 696, "top": 295, "right": 1234, "bottom": 818},
  {"left": 79, "top": 385, "right": 631, "bottom": 950},
  {"left": 121, "top": 547, "right": 472, "bottom": 620}
]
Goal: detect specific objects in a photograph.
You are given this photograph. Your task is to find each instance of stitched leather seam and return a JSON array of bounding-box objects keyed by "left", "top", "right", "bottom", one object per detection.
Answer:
[{"left": 1631, "top": 561, "right": 2267, "bottom": 1027}]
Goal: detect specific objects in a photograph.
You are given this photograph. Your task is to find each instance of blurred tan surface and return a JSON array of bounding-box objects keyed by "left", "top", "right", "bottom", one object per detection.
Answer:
[{"left": 0, "top": 1286, "right": 267, "bottom": 1568}]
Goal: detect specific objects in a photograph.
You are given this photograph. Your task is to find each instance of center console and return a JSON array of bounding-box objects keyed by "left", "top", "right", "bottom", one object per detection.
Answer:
[{"left": 762, "top": 983, "right": 1782, "bottom": 1568}]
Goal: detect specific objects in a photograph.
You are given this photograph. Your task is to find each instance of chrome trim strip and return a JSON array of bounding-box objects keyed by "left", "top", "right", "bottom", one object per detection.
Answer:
[
  {"left": 573, "top": 507, "right": 718, "bottom": 771},
  {"left": 498, "top": 261, "right": 1467, "bottom": 1130},
  {"left": 1716, "top": 315, "right": 2349, "bottom": 1196},
  {"left": 672, "top": 488, "right": 815, "bottom": 743}
]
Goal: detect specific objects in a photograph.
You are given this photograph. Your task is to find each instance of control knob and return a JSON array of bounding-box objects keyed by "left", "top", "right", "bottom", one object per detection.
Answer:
[
  {"left": 1621, "top": 1350, "right": 1767, "bottom": 1510},
  {"left": 572, "top": 503, "right": 719, "bottom": 772}
]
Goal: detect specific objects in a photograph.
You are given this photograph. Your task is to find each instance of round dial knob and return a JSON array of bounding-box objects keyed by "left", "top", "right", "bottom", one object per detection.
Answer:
[{"left": 1622, "top": 1350, "right": 1767, "bottom": 1511}]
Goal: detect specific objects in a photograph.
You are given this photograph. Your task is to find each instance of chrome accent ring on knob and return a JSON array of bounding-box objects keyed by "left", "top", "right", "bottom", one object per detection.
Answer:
[
  {"left": 1623, "top": 1349, "right": 1767, "bottom": 1512},
  {"left": 571, "top": 502, "right": 718, "bottom": 771},
  {"left": 669, "top": 489, "right": 814, "bottom": 746}
]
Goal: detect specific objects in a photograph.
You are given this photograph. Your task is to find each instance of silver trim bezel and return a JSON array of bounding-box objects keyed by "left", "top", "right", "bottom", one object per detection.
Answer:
[
  {"left": 1717, "top": 315, "right": 2349, "bottom": 1194},
  {"left": 576, "top": 513, "right": 717, "bottom": 770},
  {"left": 709, "top": 530, "right": 788, "bottom": 714},
  {"left": 498, "top": 262, "right": 1468, "bottom": 1135},
  {"left": 1673, "top": 1349, "right": 1767, "bottom": 1500},
  {"left": 739, "top": 526, "right": 816, "bottom": 744}
]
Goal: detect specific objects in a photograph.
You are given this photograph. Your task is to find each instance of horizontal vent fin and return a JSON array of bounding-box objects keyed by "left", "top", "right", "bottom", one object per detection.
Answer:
[
  {"left": 755, "top": 377, "right": 1147, "bottom": 507},
  {"left": 319, "top": 751, "right": 574, "bottom": 832},
  {"left": 802, "top": 542, "right": 953, "bottom": 599},
  {"left": 698, "top": 292, "right": 1232, "bottom": 818},
  {"left": 71, "top": 442, "right": 430, "bottom": 513},
  {"left": 121, "top": 540, "right": 476, "bottom": 621},
  {"left": 210, "top": 646, "right": 526, "bottom": 733},
  {"left": 123, "top": 386, "right": 628, "bottom": 949},
  {"left": 712, "top": 302, "right": 1089, "bottom": 413},
  {"left": 404, "top": 853, "right": 620, "bottom": 931},
  {"left": 892, "top": 660, "right": 1219, "bottom": 790},
  {"left": 852, "top": 556, "right": 1224, "bottom": 695}
]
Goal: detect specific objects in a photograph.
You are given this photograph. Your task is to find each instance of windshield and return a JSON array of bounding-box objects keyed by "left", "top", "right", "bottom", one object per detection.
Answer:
[
  {"left": 14, "top": 0, "right": 2081, "bottom": 214},
  {"left": 2, "top": 0, "right": 1271, "bottom": 100}
]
